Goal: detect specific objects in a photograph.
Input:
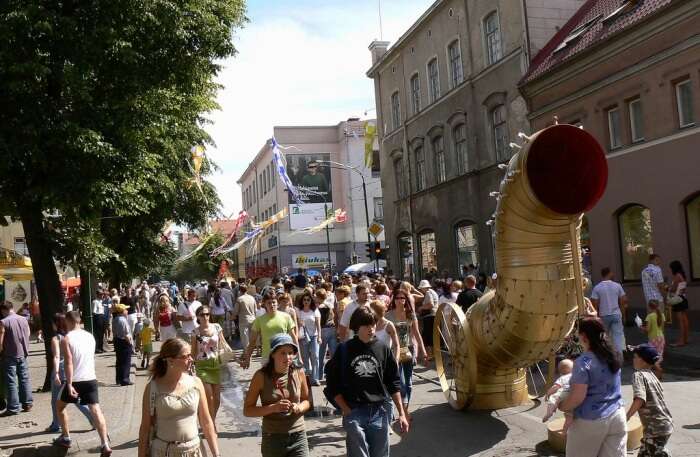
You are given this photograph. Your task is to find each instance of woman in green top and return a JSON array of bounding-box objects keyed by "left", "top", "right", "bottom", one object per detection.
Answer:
[{"left": 244, "top": 333, "right": 310, "bottom": 457}]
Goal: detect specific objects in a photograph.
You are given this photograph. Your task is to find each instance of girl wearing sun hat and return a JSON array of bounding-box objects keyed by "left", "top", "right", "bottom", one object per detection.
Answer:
[{"left": 243, "top": 333, "right": 310, "bottom": 457}]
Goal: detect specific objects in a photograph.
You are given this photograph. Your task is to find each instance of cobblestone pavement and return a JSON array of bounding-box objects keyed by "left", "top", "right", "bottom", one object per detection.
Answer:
[{"left": 3, "top": 338, "right": 700, "bottom": 457}]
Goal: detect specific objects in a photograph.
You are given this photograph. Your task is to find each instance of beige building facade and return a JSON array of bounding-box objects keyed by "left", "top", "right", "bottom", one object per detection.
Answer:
[
  {"left": 367, "top": 0, "right": 585, "bottom": 280},
  {"left": 520, "top": 0, "right": 699, "bottom": 318}
]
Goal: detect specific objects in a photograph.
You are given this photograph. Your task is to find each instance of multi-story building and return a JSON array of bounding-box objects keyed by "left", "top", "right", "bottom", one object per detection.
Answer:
[
  {"left": 366, "top": 0, "right": 585, "bottom": 281},
  {"left": 238, "top": 120, "right": 384, "bottom": 277},
  {"left": 520, "top": 0, "right": 699, "bottom": 317}
]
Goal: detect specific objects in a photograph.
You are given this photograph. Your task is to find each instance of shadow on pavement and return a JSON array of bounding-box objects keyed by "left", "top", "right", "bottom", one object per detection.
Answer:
[
  {"left": 306, "top": 423, "right": 345, "bottom": 450},
  {"left": 390, "top": 404, "right": 509, "bottom": 457},
  {"left": 682, "top": 423, "right": 700, "bottom": 430}
]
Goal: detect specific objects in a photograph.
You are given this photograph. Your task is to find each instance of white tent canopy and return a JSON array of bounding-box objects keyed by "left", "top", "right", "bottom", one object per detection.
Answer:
[{"left": 343, "top": 261, "right": 386, "bottom": 274}]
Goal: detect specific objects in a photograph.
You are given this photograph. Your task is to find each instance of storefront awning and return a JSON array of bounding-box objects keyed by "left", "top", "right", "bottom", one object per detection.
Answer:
[{"left": 0, "top": 248, "right": 34, "bottom": 281}]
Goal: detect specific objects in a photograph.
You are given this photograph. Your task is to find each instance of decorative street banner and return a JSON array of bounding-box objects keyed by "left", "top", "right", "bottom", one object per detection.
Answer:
[
  {"left": 292, "top": 208, "right": 347, "bottom": 235},
  {"left": 285, "top": 153, "right": 332, "bottom": 204},
  {"left": 291, "top": 252, "right": 337, "bottom": 269}
]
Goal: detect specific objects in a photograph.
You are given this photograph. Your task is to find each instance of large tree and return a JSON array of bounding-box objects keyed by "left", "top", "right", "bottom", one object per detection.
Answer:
[{"left": 0, "top": 0, "right": 246, "bottom": 388}]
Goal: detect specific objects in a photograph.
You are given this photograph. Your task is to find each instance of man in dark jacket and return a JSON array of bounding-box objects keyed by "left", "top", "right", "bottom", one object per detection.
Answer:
[{"left": 325, "top": 307, "right": 409, "bottom": 457}]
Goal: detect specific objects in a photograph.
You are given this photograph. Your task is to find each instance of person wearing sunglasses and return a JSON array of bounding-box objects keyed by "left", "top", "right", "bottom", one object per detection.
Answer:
[
  {"left": 191, "top": 305, "right": 226, "bottom": 422},
  {"left": 295, "top": 292, "right": 322, "bottom": 386}
]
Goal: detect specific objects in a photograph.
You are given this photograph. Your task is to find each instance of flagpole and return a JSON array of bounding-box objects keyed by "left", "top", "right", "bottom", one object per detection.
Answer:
[{"left": 378, "top": 0, "right": 383, "bottom": 41}]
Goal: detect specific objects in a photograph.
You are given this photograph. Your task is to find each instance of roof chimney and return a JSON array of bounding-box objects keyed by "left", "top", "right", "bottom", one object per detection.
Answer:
[{"left": 369, "top": 40, "right": 390, "bottom": 65}]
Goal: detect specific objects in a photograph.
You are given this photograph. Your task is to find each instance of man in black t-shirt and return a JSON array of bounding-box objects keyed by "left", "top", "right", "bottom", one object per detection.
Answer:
[{"left": 456, "top": 275, "right": 483, "bottom": 313}]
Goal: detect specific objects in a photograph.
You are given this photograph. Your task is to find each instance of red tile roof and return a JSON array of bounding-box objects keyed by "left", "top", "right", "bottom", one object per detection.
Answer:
[
  {"left": 183, "top": 219, "right": 239, "bottom": 246},
  {"left": 521, "top": 0, "right": 673, "bottom": 85}
]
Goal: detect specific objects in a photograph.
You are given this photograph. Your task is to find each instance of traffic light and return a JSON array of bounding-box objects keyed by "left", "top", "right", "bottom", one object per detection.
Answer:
[
  {"left": 366, "top": 243, "right": 374, "bottom": 260},
  {"left": 373, "top": 242, "right": 382, "bottom": 259}
]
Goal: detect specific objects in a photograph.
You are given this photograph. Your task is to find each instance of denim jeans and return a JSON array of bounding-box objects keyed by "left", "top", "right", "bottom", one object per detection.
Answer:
[
  {"left": 343, "top": 401, "right": 392, "bottom": 457},
  {"left": 2, "top": 355, "right": 33, "bottom": 413},
  {"left": 399, "top": 358, "right": 414, "bottom": 405},
  {"left": 318, "top": 327, "right": 338, "bottom": 379},
  {"left": 50, "top": 377, "right": 92, "bottom": 430},
  {"left": 300, "top": 335, "right": 320, "bottom": 383},
  {"left": 261, "top": 430, "right": 309, "bottom": 457},
  {"left": 601, "top": 314, "right": 626, "bottom": 353}
]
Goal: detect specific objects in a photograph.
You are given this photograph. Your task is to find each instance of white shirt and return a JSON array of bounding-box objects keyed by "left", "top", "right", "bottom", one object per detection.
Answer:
[
  {"left": 92, "top": 299, "right": 104, "bottom": 315},
  {"left": 438, "top": 292, "right": 458, "bottom": 305},
  {"left": 67, "top": 329, "right": 96, "bottom": 382},
  {"left": 339, "top": 300, "right": 367, "bottom": 341},
  {"left": 591, "top": 280, "right": 626, "bottom": 316},
  {"left": 298, "top": 308, "right": 321, "bottom": 338},
  {"left": 177, "top": 300, "right": 202, "bottom": 335}
]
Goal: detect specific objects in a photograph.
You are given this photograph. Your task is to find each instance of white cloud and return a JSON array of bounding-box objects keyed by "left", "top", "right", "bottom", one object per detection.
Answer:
[{"left": 204, "top": 0, "right": 433, "bottom": 215}]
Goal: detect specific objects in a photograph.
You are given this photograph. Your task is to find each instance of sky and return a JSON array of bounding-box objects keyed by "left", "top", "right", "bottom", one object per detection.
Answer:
[{"left": 204, "top": 0, "right": 434, "bottom": 216}]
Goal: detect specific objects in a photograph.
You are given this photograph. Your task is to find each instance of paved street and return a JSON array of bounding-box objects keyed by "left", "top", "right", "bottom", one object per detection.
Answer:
[{"left": 3, "top": 337, "right": 700, "bottom": 457}]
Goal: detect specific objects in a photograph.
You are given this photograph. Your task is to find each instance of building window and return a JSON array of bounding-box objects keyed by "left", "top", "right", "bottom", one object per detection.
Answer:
[
  {"left": 618, "top": 204, "right": 653, "bottom": 281},
  {"left": 394, "top": 158, "right": 406, "bottom": 198},
  {"left": 270, "top": 164, "right": 275, "bottom": 188},
  {"left": 419, "top": 231, "right": 437, "bottom": 278},
  {"left": 13, "top": 237, "right": 28, "bottom": 256},
  {"left": 371, "top": 150, "right": 380, "bottom": 178},
  {"left": 374, "top": 197, "right": 384, "bottom": 222},
  {"left": 686, "top": 194, "right": 700, "bottom": 279},
  {"left": 454, "top": 123, "right": 468, "bottom": 174},
  {"left": 433, "top": 136, "right": 446, "bottom": 184},
  {"left": 398, "top": 233, "right": 414, "bottom": 281},
  {"left": 629, "top": 98, "right": 644, "bottom": 142},
  {"left": 415, "top": 146, "right": 426, "bottom": 191},
  {"left": 607, "top": 107, "right": 622, "bottom": 150},
  {"left": 391, "top": 91, "right": 401, "bottom": 131},
  {"left": 455, "top": 223, "right": 478, "bottom": 274},
  {"left": 492, "top": 105, "right": 508, "bottom": 161},
  {"left": 427, "top": 58, "right": 440, "bottom": 103},
  {"left": 676, "top": 79, "right": 695, "bottom": 128},
  {"left": 484, "top": 11, "right": 502, "bottom": 65},
  {"left": 410, "top": 74, "right": 421, "bottom": 115},
  {"left": 447, "top": 40, "right": 463, "bottom": 88}
]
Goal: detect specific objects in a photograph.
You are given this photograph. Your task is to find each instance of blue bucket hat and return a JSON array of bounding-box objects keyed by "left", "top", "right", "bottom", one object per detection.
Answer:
[
  {"left": 631, "top": 343, "right": 660, "bottom": 365},
  {"left": 269, "top": 333, "right": 298, "bottom": 355}
]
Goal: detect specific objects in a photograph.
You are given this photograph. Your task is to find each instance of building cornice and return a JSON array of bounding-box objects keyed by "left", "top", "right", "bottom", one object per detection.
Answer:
[
  {"left": 525, "top": 33, "right": 700, "bottom": 120},
  {"left": 366, "top": 0, "right": 445, "bottom": 78}
]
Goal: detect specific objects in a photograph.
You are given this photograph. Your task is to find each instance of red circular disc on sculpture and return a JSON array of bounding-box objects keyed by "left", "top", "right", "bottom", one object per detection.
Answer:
[{"left": 526, "top": 124, "right": 608, "bottom": 215}]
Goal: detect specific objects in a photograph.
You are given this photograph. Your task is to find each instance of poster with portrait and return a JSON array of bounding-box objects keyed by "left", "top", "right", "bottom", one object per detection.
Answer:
[
  {"left": 285, "top": 153, "right": 332, "bottom": 204},
  {"left": 4, "top": 280, "right": 32, "bottom": 308}
]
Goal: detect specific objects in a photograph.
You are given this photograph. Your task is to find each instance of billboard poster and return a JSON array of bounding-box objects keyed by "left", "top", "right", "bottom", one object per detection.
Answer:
[
  {"left": 289, "top": 203, "right": 333, "bottom": 230},
  {"left": 286, "top": 153, "right": 332, "bottom": 204},
  {"left": 4, "top": 280, "right": 31, "bottom": 308}
]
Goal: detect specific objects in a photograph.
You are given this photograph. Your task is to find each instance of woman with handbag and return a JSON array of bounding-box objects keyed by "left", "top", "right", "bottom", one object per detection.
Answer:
[
  {"left": 138, "top": 338, "right": 220, "bottom": 457},
  {"left": 386, "top": 288, "right": 427, "bottom": 418},
  {"left": 191, "top": 305, "right": 226, "bottom": 422},
  {"left": 668, "top": 260, "right": 689, "bottom": 347}
]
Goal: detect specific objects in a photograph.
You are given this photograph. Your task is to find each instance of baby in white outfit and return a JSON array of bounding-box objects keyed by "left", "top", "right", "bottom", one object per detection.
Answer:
[{"left": 542, "top": 359, "right": 573, "bottom": 432}]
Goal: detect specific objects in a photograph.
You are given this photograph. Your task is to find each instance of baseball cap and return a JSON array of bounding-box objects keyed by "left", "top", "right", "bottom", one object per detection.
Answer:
[
  {"left": 630, "top": 343, "right": 660, "bottom": 365},
  {"left": 269, "top": 333, "right": 298, "bottom": 355}
]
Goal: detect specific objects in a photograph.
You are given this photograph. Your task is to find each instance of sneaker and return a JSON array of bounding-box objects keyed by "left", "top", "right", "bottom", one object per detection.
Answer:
[
  {"left": 22, "top": 404, "right": 32, "bottom": 412},
  {"left": 0, "top": 410, "right": 19, "bottom": 417},
  {"left": 53, "top": 435, "right": 72, "bottom": 448}
]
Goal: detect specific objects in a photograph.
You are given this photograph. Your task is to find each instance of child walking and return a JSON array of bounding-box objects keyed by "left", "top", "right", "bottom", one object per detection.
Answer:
[
  {"left": 626, "top": 344, "right": 673, "bottom": 457},
  {"left": 140, "top": 318, "right": 153, "bottom": 369},
  {"left": 641, "top": 300, "right": 665, "bottom": 361}
]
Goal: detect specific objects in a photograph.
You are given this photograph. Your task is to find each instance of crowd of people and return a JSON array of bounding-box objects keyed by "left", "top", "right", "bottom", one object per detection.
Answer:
[{"left": 0, "top": 254, "right": 691, "bottom": 457}]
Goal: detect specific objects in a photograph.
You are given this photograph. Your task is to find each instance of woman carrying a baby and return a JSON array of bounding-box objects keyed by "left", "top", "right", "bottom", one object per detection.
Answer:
[{"left": 558, "top": 318, "right": 627, "bottom": 457}]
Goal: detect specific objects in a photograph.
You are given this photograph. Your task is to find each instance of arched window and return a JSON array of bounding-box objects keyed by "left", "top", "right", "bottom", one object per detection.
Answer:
[
  {"left": 618, "top": 205, "right": 654, "bottom": 281},
  {"left": 433, "top": 136, "right": 446, "bottom": 183},
  {"left": 492, "top": 104, "right": 508, "bottom": 161},
  {"left": 398, "top": 233, "right": 415, "bottom": 281},
  {"left": 484, "top": 11, "right": 502, "bottom": 65},
  {"left": 419, "top": 231, "right": 437, "bottom": 278},
  {"left": 686, "top": 193, "right": 700, "bottom": 279},
  {"left": 455, "top": 223, "right": 479, "bottom": 274}
]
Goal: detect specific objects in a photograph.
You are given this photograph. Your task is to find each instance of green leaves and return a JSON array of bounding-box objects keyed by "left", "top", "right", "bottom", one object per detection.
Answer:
[{"left": 0, "top": 0, "right": 247, "bottom": 283}]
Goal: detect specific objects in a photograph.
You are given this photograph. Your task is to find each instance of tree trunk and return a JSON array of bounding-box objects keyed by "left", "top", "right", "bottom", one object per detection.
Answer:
[{"left": 20, "top": 204, "right": 64, "bottom": 392}]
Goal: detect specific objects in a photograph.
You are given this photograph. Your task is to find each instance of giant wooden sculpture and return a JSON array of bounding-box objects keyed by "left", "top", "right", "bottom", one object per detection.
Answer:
[{"left": 434, "top": 123, "right": 608, "bottom": 410}]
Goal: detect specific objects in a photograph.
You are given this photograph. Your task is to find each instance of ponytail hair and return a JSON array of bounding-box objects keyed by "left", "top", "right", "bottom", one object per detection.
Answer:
[
  {"left": 149, "top": 338, "right": 190, "bottom": 379},
  {"left": 578, "top": 317, "right": 621, "bottom": 373}
]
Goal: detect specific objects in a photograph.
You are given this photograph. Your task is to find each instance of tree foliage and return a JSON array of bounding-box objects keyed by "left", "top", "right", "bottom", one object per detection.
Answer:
[
  {"left": 0, "top": 0, "right": 247, "bottom": 388},
  {"left": 171, "top": 232, "right": 229, "bottom": 284}
]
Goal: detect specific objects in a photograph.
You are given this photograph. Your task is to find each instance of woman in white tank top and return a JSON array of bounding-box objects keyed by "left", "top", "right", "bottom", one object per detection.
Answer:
[{"left": 369, "top": 300, "right": 399, "bottom": 362}]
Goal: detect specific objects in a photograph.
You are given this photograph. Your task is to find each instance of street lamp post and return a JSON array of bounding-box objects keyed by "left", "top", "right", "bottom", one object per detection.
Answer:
[{"left": 316, "top": 160, "right": 375, "bottom": 271}]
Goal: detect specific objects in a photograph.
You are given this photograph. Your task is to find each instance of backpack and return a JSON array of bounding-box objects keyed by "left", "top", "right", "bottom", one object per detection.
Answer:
[{"left": 323, "top": 342, "right": 348, "bottom": 409}]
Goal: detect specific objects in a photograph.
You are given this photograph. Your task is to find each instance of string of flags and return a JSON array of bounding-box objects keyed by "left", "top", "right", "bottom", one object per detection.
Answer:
[
  {"left": 210, "top": 210, "right": 248, "bottom": 257},
  {"left": 292, "top": 208, "right": 347, "bottom": 235}
]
